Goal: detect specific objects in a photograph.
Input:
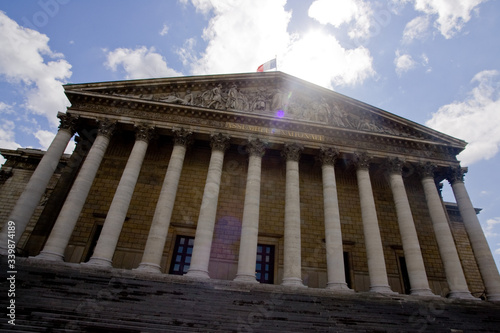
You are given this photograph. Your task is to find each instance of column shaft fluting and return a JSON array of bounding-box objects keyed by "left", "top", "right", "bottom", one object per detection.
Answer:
[
  {"left": 36, "top": 120, "right": 115, "bottom": 261},
  {"left": 450, "top": 167, "right": 500, "bottom": 301},
  {"left": 386, "top": 158, "right": 433, "bottom": 296},
  {"left": 355, "top": 154, "right": 393, "bottom": 293},
  {"left": 234, "top": 139, "right": 266, "bottom": 283},
  {"left": 419, "top": 163, "right": 474, "bottom": 299},
  {"left": 186, "top": 133, "right": 230, "bottom": 279},
  {"left": 0, "top": 114, "right": 77, "bottom": 253},
  {"left": 282, "top": 143, "right": 304, "bottom": 287},
  {"left": 319, "top": 148, "right": 351, "bottom": 291},
  {"left": 137, "top": 129, "right": 191, "bottom": 272},
  {"left": 86, "top": 125, "right": 153, "bottom": 267}
]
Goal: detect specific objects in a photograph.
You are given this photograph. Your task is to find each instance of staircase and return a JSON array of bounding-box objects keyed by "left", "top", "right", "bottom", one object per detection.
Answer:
[{"left": 1, "top": 257, "right": 499, "bottom": 332}]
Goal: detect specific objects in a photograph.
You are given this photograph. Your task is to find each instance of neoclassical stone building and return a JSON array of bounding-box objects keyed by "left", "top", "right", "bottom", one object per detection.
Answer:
[{"left": 1, "top": 72, "right": 499, "bottom": 301}]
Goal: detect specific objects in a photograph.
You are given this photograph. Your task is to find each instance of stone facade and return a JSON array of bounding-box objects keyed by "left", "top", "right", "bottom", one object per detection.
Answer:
[{"left": 1, "top": 72, "right": 499, "bottom": 301}]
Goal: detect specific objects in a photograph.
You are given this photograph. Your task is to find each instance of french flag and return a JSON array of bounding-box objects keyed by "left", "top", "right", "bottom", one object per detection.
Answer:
[{"left": 257, "top": 58, "right": 277, "bottom": 72}]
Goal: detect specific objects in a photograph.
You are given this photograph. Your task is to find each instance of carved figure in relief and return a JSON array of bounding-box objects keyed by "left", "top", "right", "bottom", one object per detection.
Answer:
[
  {"left": 251, "top": 88, "right": 268, "bottom": 112},
  {"left": 271, "top": 89, "right": 285, "bottom": 111},
  {"left": 183, "top": 89, "right": 194, "bottom": 105},
  {"left": 202, "top": 84, "right": 224, "bottom": 109},
  {"left": 329, "top": 103, "right": 346, "bottom": 127},
  {"left": 158, "top": 90, "right": 194, "bottom": 105},
  {"left": 315, "top": 97, "right": 330, "bottom": 123},
  {"left": 226, "top": 84, "right": 238, "bottom": 109}
]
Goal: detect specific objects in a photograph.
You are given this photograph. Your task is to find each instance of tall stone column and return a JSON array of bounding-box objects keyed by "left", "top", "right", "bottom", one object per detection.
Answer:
[
  {"left": 449, "top": 166, "right": 500, "bottom": 301},
  {"left": 319, "top": 147, "right": 351, "bottom": 291},
  {"left": 419, "top": 162, "right": 475, "bottom": 299},
  {"left": 234, "top": 138, "right": 266, "bottom": 283},
  {"left": 0, "top": 113, "right": 78, "bottom": 253},
  {"left": 385, "top": 158, "right": 434, "bottom": 296},
  {"left": 186, "top": 133, "right": 230, "bottom": 279},
  {"left": 281, "top": 143, "right": 305, "bottom": 287},
  {"left": 35, "top": 120, "right": 116, "bottom": 261},
  {"left": 354, "top": 153, "right": 394, "bottom": 294},
  {"left": 137, "top": 128, "right": 192, "bottom": 273},
  {"left": 86, "top": 124, "right": 154, "bottom": 267}
]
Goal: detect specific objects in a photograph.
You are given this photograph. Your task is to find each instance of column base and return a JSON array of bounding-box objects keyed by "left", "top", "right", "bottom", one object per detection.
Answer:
[
  {"left": 184, "top": 268, "right": 210, "bottom": 279},
  {"left": 326, "top": 282, "right": 354, "bottom": 292},
  {"left": 135, "top": 262, "right": 162, "bottom": 273},
  {"left": 33, "top": 250, "right": 65, "bottom": 261},
  {"left": 369, "top": 285, "right": 397, "bottom": 294},
  {"left": 282, "top": 277, "right": 306, "bottom": 288},
  {"left": 410, "top": 288, "right": 438, "bottom": 297},
  {"left": 486, "top": 293, "right": 500, "bottom": 302},
  {"left": 448, "top": 290, "right": 480, "bottom": 300},
  {"left": 84, "top": 257, "right": 113, "bottom": 267},
  {"left": 233, "top": 274, "right": 259, "bottom": 284}
]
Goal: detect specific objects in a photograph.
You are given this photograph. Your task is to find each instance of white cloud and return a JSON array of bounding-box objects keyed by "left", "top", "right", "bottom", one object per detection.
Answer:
[
  {"left": 403, "top": 15, "right": 430, "bottom": 43},
  {"left": 0, "top": 118, "right": 21, "bottom": 167},
  {"left": 104, "top": 46, "right": 182, "bottom": 79},
  {"left": 177, "top": 38, "right": 197, "bottom": 67},
  {"left": 308, "top": 0, "right": 373, "bottom": 40},
  {"left": 33, "top": 129, "right": 74, "bottom": 154},
  {"left": 413, "top": 0, "right": 486, "bottom": 38},
  {"left": 187, "top": 0, "right": 292, "bottom": 75},
  {"left": 281, "top": 31, "right": 374, "bottom": 88},
  {"left": 426, "top": 70, "right": 500, "bottom": 165},
  {"left": 34, "top": 130, "right": 56, "bottom": 150},
  {"left": 394, "top": 51, "right": 416, "bottom": 76},
  {"left": 159, "top": 24, "right": 169, "bottom": 36},
  {"left": 185, "top": 0, "right": 375, "bottom": 89},
  {"left": 483, "top": 217, "right": 500, "bottom": 238},
  {"left": 0, "top": 101, "right": 14, "bottom": 115},
  {"left": 0, "top": 11, "right": 72, "bottom": 127},
  {"left": 0, "top": 119, "right": 20, "bottom": 150}
]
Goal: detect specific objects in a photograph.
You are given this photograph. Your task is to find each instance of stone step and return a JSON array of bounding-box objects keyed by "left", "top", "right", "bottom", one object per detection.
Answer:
[{"left": 1, "top": 257, "right": 500, "bottom": 332}]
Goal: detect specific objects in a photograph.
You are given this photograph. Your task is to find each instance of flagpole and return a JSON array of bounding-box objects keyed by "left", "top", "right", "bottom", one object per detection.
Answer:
[{"left": 275, "top": 55, "right": 278, "bottom": 71}]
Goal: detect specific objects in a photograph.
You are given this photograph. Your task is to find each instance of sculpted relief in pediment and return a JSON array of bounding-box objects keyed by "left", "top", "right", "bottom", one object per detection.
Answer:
[{"left": 109, "top": 82, "right": 410, "bottom": 137}]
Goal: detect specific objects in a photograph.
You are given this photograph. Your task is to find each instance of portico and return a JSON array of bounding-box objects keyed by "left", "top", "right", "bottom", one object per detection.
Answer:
[{"left": 1, "top": 72, "right": 497, "bottom": 300}]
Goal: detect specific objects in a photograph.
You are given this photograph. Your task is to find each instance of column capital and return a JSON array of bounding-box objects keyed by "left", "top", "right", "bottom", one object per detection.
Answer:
[
  {"left": 353, "top": 152, "right": 372, "bottom": 170},
  {"left": 282, "top": 142, "right": 303, "bottom": 162},
  {"left": 246, "top": 138, "right": 267, "bottom": 157},
  {"left": 58, "top": 113, "right": 79, "bottom": 135},
  {"left": 97, "top": 119, "right": 117, "bottom": 139},
  {"left": 210, "top": 132, "right": 230, "bottom": 152},
  {"left": 172, "top": 127, "right": 193, "bottom": 147},
  {"left": 134, "top": 124, "right": 155, "bottom": 143},
  {"left": 447, "top": 166, "right": 468, "bottom": 185},
  {"left": 384, "top": 157, "right": 404, "bottom": 175},
  {"left": 318, "top": 147, "right": 339, "bottom": 166},
  {"left": 417, "top": 161, "right": 437, "bottom": 179}
]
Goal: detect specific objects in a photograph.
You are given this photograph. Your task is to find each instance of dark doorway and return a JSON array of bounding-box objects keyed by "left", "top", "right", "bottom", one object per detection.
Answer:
[
  {"left": 84, "top": 224, "right": 103, "bottom": 262},
  {"left": 399, "top": 256, "right": 411, "bottom": 294}
]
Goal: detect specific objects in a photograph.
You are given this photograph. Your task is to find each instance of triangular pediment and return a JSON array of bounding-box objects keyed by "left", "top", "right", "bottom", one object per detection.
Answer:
[{"left": 64, "top": 72, "right": 466, "bottom": 156}]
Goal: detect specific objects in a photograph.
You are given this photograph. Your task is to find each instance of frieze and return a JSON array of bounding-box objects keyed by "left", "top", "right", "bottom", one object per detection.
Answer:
[
  {"left": 108, "top": 82, "right": 417, "bottom": 139},
  {"left": 70, "top": 96, "right": 460, "bottom": 162}
]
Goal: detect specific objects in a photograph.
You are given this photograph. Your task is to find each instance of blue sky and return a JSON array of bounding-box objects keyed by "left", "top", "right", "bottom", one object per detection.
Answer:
[{"left": 1, "top": 0, "right": 500, "bottom": 269}]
